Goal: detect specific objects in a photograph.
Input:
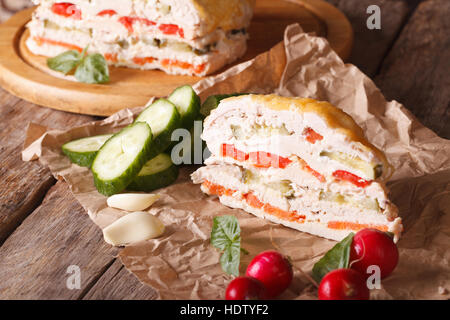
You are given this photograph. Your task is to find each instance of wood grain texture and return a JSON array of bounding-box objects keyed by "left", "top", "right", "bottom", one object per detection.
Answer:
[
  {"left": 326, "top": 0, "right": 410, "bottom": 76},
  {"left": 0, "top": 182, "right": 118, "bottom": 299},
  {"left": 0, "top": 0, "right": 353, "bottom": 116},
  {"left": 375, "top": 0, "right": 450, "bottom": 139},
  {"left": 0, "top": 144, "right": 55, "bottom": 245},
  {"left": 82, "top": 260, "right": 158, "bottom": 300},
  {"left": 0, "top": 88, "right": 94, "bottom": 245}
]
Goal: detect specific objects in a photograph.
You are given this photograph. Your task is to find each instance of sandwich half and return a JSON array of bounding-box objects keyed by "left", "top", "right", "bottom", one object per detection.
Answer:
[
  {"left": 26, "top": 0, "right": 255, "bottom": 76},
  {"left": 192, "top": 95, "right": 402, "bottom": 242}
]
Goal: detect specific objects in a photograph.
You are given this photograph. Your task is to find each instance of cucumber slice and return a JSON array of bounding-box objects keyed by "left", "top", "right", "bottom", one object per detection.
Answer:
[
  {"left": 127, "top": 154, "right": 179, "bottom": 192},
  {"left": 319, "top": 191, "right": 380, "bottom": 212},
  {"left": 135, "top": 98, "right": 181, "bottom": 158},
  {"left": 62, "top": 134, "right": 113, "bottom": 167},
  {"left": 168, "top": 85, "right": 200, "bottom": 129},
  {"left": 243, "top": 170, "right": 294, "bottom": 197},
  {"left": 92, "top": 122, "right": 153, "bottom": 196},
  {"left": 200, "top": 93, "right": 247, "bottom": 118},
  {"left": 320, "top": 151, "right": 382, "bottom": 180}
]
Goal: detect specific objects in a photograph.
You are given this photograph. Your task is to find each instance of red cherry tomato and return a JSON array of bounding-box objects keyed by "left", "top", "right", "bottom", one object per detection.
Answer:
[
  {"left": 245, "top": 250, "right": 293, "bottom": 298},
  {"left": 350, "top": 228, "right": 399, "bottom": 279},
  {"left": 318, "top": 268, "right": 370, "bottom": 300},
  {"left": 225, "top": 276, "right": 267, "bottom": 300}
]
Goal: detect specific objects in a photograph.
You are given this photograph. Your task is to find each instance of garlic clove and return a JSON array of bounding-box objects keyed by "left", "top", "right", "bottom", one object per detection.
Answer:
[
  {"left": 106, "top": 193, "right": 160, "bottom": 211},
  {"left": 103, "top": 211, "right": 165, "bottom": 246}
]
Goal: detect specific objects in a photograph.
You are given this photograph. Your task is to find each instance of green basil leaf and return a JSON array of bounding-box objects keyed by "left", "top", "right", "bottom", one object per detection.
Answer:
[
  {"left": 80, "top": 45, "right": 89, "bottom": 59},
  {"left": 312, "top": 232, "right": 355, "bottom": 283},
  {"left": 211, "top": 215, "right": 241, "bottom": 250},
  {"left": 220, "top": 243, "right": 241, "bottom": 277},
  {"left": 211, "top": 215, "right": 242, "bottom": 276},
  {"left": 47, "top": 50, "right": 81, "bottom": 75},
  {"left": 75, "top": 53, "right": 110, "bottom": 84}
]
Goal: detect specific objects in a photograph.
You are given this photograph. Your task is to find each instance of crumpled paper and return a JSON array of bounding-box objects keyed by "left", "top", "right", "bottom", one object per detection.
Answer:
[{"left": 22, "top": 24, "right": 450, "bottom": 300}]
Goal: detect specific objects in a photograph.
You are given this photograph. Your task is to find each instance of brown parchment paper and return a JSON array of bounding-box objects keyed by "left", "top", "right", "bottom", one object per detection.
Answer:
[{"left": 22, "top": 24, "right": 450, "bottom": 300}]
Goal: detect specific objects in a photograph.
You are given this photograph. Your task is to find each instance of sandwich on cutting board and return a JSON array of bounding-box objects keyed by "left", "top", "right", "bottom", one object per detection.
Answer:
[
  {"left": 26, "top": 0, "right": 255, "bottom": 76},
  {"left": 192, "top": 95, "right": 403, "bottom": 242}
]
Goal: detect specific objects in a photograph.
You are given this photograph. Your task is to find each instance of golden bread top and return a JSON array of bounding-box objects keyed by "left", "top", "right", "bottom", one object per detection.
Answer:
[
  {"left": 192, "top": 0, "right": 255, "bottom": 33},
  {"left": 223, "top": 94, "right": 392, "bottom": 177}
]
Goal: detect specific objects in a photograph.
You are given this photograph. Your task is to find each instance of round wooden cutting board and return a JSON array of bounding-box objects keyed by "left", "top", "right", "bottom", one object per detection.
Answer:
[{"left": 0, "top": 0, "right": 353, "bottom": 116}]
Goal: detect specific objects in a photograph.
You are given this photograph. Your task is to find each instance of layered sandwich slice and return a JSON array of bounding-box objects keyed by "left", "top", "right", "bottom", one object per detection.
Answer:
[
  {"left": 192, "top": 95, "right": 402, "bottom": 242},
  {"left": 26, "top": 0, "right": 255, "bottom": 76}
]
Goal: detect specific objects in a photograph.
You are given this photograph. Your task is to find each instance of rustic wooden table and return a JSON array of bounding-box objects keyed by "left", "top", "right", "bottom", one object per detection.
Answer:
[{"left": 0, "top": 0, "right": 448, "bottom": 299}]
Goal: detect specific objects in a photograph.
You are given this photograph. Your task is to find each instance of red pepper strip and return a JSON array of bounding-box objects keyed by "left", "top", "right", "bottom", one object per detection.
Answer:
[
  {"left": 333, "top": 170, "right": 372, "bottom": 188},
  {"left": 118, "top": 17, "right": 156, "bottom": 33},
  {"left": 221, "top": 144, "right": 248, "bottom": 162},
  {"left": 221, "top": 144, "right": 292, "bottom": 169},
  {"left": 159, "top": 24, "right": 184, "bottom": 38},
  {"left": 305, "top": 165, "right": 326, "bottom": 183},
  {"left": 304, "top": 127, "right": 323, "bottom": 144},
  {"left": 97, "top": 10, "right": 118, "bottom": 17},
  {"left": 248, "top": 151, "right": 292, "bottom": 169},
  {"left": 52, "top": 3, "right": 82, "bottom": 19},
  {"left": 118, "top": 16, "right": 134, "bottom": 33}
]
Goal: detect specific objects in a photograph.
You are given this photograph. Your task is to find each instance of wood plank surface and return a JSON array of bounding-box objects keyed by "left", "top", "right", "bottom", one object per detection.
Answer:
[
  {"left": 326, "top": 0, "right": 410, "bottom": 76},
  {"left": 0, "top": 182, "right": 118, "bottom": 299},
  {"left": 82, "top": 260, "right": 158, "bottom": 300},
  {"left": 0, "top": 88, "right": 94, "bottom": 245},
  {"left": 375, "top": 0, "right": 450, "bottom": 139}
]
